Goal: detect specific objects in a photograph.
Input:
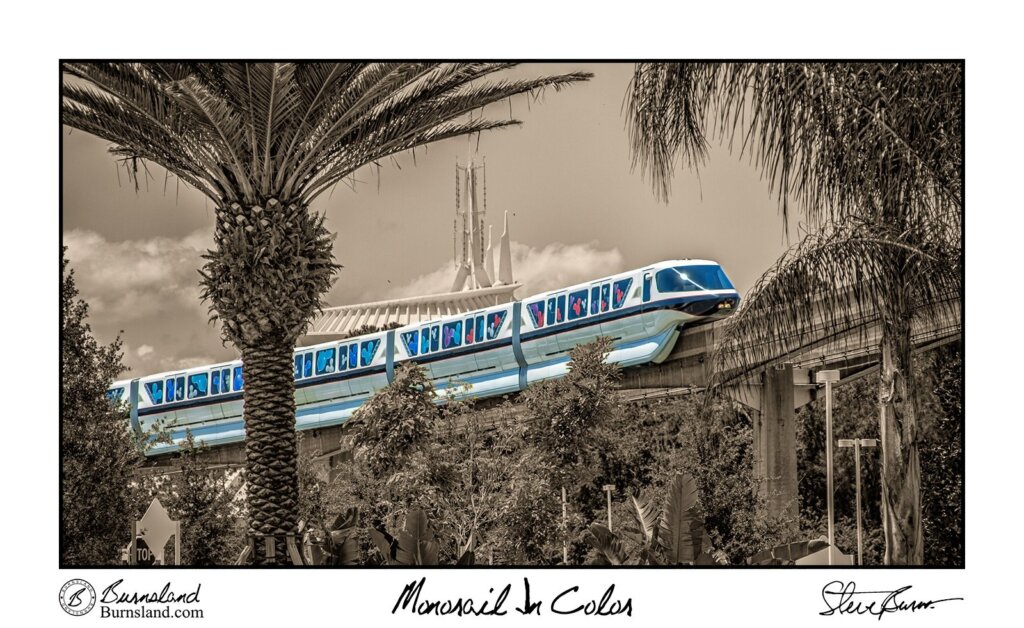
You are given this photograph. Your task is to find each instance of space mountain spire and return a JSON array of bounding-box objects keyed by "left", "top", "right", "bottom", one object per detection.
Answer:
[
  {"left": 450, "top": 153, "right": 514, "bottom": 292},
  {"left": 308, "top": 153, "right": 521, "bottom": 338}
]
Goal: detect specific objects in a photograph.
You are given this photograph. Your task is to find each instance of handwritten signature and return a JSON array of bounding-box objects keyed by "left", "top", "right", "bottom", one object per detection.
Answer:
[{"left": 821, "top": 581, "right": 962, "bottom": 619}]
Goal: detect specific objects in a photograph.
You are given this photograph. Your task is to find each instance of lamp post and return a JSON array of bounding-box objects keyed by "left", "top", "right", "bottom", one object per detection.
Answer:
[
  {"left": 815, "top": 369, "right": 841, "bottom": 565},
  {"left": 602, "top": 485, "right": 615, "bottom": 531},
  {"left": 838, "top": 438, "right": 878, "bottom": 565}
]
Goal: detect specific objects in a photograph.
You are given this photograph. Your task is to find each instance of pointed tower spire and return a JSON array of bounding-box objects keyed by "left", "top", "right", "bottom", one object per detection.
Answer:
[
  {"left": 484, "top": 225, "right": 495, "bottom": 281},
  {"left": 498, "top": 210, "right": 513, "bottom": 286}
]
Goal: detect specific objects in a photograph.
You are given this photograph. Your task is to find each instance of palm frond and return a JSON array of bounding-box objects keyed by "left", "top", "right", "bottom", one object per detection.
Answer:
[
  {"left": 64, "top": 62, "right": 592, "bottom": 207},
  {"left": 627, "top": 63, "right": 962, "bottom": 231},
  {"left": 711, "top": 219, "right": 961, "bottom": 382}
]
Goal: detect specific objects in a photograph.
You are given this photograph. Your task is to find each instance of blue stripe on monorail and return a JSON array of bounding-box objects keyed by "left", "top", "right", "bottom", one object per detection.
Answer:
[{"left": 138, "top": 293, "right": 734, "bottom": 417}]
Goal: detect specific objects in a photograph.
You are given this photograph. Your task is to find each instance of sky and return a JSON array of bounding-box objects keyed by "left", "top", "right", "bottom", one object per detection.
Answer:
[{"left": 62, "top": 62, "right": 793, "bottom": 377}]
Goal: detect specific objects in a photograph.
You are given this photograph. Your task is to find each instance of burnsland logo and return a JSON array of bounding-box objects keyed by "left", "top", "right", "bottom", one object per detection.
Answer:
[{"left": 59, "top": 579, "right": 96, "bottom": 616}]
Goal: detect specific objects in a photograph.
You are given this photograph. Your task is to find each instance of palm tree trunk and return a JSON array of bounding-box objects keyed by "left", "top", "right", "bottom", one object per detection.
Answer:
[
  {"left": 878, "top": 317, "right": 924, "bottom": 565},
  {"left": 242, "top": 341, "right": 300, "bottom": 565},
  {"left": 203, "top": 198, "right": 336, "bottom": 565}
]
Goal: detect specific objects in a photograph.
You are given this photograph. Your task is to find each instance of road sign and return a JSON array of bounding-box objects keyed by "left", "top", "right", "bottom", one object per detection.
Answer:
[
  {"left": 138, "top": 498, "right": 177, "bottom": 563},
  {"left": 130, "top": 497, "right": 180, "bottom": 565},
  {"left": 134, "top": 537, "right": 157, "bottom": 566}
]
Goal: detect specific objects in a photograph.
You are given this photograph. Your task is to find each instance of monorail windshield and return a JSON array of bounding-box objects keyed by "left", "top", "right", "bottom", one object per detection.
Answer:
[{"left": 655, "top": 265, "right": 734, "bottom": 293}]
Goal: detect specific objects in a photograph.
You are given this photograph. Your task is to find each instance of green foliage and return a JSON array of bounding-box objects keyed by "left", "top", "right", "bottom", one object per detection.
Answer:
[
  {"left": 521, "top": 338, "right": 622, "bottom": 560},
  {"left": 525, "top": 337, "right": 620, "bottom": 475},
  {"left": 158, "top": 432, "right": 245, "bottom": 565},
  {"left": 370, "top": 509, "right": 474, "bottom": 566},
  {"left": 919, "top": 344, "right": 964, "bottom": 566},
  {"left": 796, "top": 343, "right": 963, "bottom": 565},
  {"left": 353, "top": 363, "right": 440, "bottom": 477},
  {"left": 61, "top": 247, "right": 141, "bottom": 565},
  {"left": 584, "top": 472, "right": 718, "bottom": 565},
  {"left": 652, "top": 395, "right": 793, "bottom": 564},
  {"left": 304, "top": 507, "right": 361, "bottom": 566}
]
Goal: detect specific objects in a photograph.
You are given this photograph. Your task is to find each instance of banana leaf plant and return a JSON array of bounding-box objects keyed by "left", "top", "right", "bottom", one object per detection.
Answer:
[
  {"left": 370, "top": 509, "right": 475, "bottom": 565},
  {"left": 585, "top": 472, "right": 720, "bottom": 565},
  {"left": 303, "top": 507, "right": 361, "bottom": 566}
]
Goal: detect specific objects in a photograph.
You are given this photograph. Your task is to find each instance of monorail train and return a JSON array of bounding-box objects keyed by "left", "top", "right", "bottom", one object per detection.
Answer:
[{"left": 108, "top": 260, "right": 740, "bottom": 456}]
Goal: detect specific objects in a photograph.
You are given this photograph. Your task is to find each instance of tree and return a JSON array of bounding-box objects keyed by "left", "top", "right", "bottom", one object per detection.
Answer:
[
  {"left": 62, "top": 247, "right": 141, "bottom": 565},
  {"left": 652, "top": 394, "right": 793, "bottom": 564},
  {"left": 627, "top": 63, "right": 962, "bottom": 564},
  {"left": 163, "top": 432, "right": 245, "bottom": 565},
  {"left": 918, "top": 344, "right": 963, "bottom": 566},
  {"left": 62, "top": 63, "right": 590, "bottom": 563},
  {"left": 522, "top": 337, "right": 621, "bottom": 561},
  {"left": 353, "top": 363, "right": 440, "bottom": 478}
]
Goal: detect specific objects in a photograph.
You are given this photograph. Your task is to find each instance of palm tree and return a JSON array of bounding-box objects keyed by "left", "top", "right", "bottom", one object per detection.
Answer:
[
  {"left": 626, "top": 63, "right": 961, "bottom": 565},
  {"left": 63, "top": 62, "right": 591, "bottom": 564}
]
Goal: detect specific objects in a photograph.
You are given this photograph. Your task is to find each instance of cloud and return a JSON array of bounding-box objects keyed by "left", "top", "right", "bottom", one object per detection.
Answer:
[
  {"left": 385, "top": 240, "right": 626, "bottom": 300},
  {"left": 64, "top": 229, "right": 234, "bottom": 377},
  {"left": 64, "top": 228, "right": 211, "bottom": 319}
]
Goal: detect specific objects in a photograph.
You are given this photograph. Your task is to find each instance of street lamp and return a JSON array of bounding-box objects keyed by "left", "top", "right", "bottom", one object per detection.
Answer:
[
  {"left": 602, "top": 485, "right": 615, "bottom": 531},
  {"left": 838, "top": 438, "right": 878, "bottom": 565},
  {"left": 815, "top": 369, "right": 841, "bottom": 565}
]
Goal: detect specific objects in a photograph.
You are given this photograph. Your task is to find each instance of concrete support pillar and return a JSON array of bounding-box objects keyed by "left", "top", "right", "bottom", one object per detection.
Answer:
[{"left": 752, "top": 363, "right": 800, "bottom": 530}]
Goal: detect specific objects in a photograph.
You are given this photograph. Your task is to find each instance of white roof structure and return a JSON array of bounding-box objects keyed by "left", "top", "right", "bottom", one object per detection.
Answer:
[{"left": 306, "top": 282, "right": 520, "bottom": 337}]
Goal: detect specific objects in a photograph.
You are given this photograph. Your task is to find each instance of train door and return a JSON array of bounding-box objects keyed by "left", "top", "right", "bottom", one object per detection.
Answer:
[{"left": 641, "top": 269, "right": 657, "bottom": 334}]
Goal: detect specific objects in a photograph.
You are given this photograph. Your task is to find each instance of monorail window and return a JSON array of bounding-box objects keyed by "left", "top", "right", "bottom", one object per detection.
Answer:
[
  {"left": 338, "top": 345, "right": 349, "bottom": 370},
  {"left": 316, "top": 348, "right": 336, "bottom": 375},
  {"left": 556, "top": 296, "right": 565, "bottom": 323},
  {"left": 443, "top": 321, "right": 462, "bottom": 349},
  {"left": 465, "top": 318, "right": 475, "bottom": 343},
  {"left": 145, "top": 380, "right": 164, "bottom": 404},
  {"left": 420, "top": 329, "right": 430, "bottom": 354},
  {"left": 601, "top": 284, "right": 610, "bottom": 312},
  {"left": 613, "top": 278, "right": 632, "bottom": 309},
  {"left": 655, "top": 265, "right": 734, "bottom": 293},
  {"left": 348, "top": 344, "right": 359, "bottom": 369},
  {"left": 568, "top": 290, "right": 588, "bottom": 321},
  {"left": 361, "top": 339, "right": 381, "bottom": 367},
  {"left": 211, "top": 370, "right": 221, "bottom": 395},
  {"left": 294, "top": 355, "right": 304, "bottom": 379},
  {"left": 187, "top": 373, "right": 208, "bottom": 399},
  {"left": 546, "top": 298, "right": 556, "bottom": 326},
  {"left": 642, "top": 273, "right": 652, "bottom": 302},
  {"left": 486, "top": 310, "right": 507, "bottom": 340},
  {"left": 106, "top": 387, "right": 125, "bottom": 402},
  {"left": 429, "top": 326, "right": 440, "bottom": 353},
  {"left": 165, "top": 378, "right": 176, "bottom": 402},
  {"left": 171, "top": 376, "right": 184, "bottom": 401},
  {"left": 528, "top": 301, "right": 544, "bottom": 328},
  {"left": 590, "top": 287, "right": 600, "bottom": 315},
  {"left": 475, "top": 316, "right": 484, "bottom": 342},
  {"left": 402, "top": 330, "right": 419, "bottom": 356},
  {"left": 233, "top": 366, "right": 244, "bottom": 391},
  {"left": 302, "top": 353, "right": 313, "bottom": 378},
  {"left": 222, "top": 369, "right": 231, "bottom": 392}
]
